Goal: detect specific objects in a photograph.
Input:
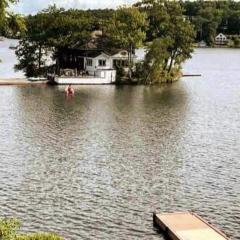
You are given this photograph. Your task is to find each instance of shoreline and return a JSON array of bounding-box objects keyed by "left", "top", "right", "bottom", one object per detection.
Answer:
[{"left": 0, "top": 78, "right": 47, "bottom": 85}]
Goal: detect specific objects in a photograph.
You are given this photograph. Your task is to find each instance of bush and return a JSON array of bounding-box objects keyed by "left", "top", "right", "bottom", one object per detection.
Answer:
[
  {"left": 0, "top": 218, "right": 63, "bottom": 240},
  {"left": 16, "top": 233, "right": 63, "bottom": 240},
  {"left": 233, "top": 37, "right": 240, "bottom": 47},
  {"left": 0, "top": 218, "right": 20, "bottom": 240}
]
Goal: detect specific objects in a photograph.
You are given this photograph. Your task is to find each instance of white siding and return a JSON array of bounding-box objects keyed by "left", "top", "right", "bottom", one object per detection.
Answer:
[
  {"left": 55, "top": 69, "right": 116, "bottom": 85},
  {"left": 85, "top": 53, "right": 112, "bottom": 74}
]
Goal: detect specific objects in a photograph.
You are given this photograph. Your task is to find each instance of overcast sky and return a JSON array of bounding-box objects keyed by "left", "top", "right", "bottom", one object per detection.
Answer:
[{"left": 11, "top": 0, "right": 137, "bottom": 15}]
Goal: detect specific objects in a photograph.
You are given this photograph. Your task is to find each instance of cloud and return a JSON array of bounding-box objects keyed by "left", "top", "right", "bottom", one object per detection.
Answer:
[{"left": 11, "top": 0, "right": 137, "bottom": 15}]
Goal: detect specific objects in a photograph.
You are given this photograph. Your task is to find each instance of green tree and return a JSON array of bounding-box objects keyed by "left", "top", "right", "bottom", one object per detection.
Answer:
[
  {"left": 6, "top": 13, "right": 26, "bottom": 38},
  {"left": 232, "top": 36, "right": 240, "bottom": 47},
  {"left": 143, "top": 37, "right": 172, "bottom": 84},
  {"left": 197, "top": 7, "right": 223, "bottom": 45},
  {"left": 134, "top": 0, "right": 169, "bottom": 41},
  {"left": 136, "top": 0, "right": 195, "bottom": 84},
  {"left": 104, "top": 6, "right": 148, "bottom": 81},
  {"left": 180, "top": 1, "right": 240, "bottom": 44},
  {"left": 0, "top": 0, "right": 18, "bottom": 34},
  {"left": 105, "top": 6, "right": 148, "bottom": 64},
  {"left": 15, "top": 5, "right": 93, "bottom": 77}
]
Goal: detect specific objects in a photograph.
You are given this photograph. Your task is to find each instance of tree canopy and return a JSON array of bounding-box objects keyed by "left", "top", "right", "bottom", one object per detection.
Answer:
[
  {"left": 182, "top": 0, "right": 240, "bottom": 45},
  {"left": 15, "top": 6, "right": 94, "bottom": 76},
  {"left": 135, "top": 0, "right": 195, "bottom": 84},
  {"left": 0, "top": 0, "right": 26, "bottom": 38},
  {"left": 105, "top": 7, "right": 148, "bottom": 50}
]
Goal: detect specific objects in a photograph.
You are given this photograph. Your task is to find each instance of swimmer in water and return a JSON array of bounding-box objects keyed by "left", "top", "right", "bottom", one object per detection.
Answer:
[{"left": 65, "top": 84, "right": 74, "bottom": 96}]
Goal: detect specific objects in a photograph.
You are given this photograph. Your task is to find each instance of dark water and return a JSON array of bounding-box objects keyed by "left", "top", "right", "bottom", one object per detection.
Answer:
[{"left": 0, "top": 49, "right": 240, "bottom": 239}]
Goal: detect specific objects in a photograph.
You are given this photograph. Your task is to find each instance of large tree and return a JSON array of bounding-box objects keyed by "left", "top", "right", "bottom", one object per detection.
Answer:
[
  {"left": 0, "top": 0, "right": 18, "bottom": 33},
  {"left": 6, "top": 12, "right": 26, "bottom": 37},
  {"left": 136, "top": 0, "right": 195, "bottom": 84},
  {"left": 15, "top": 5, "right": 94, "bottom": 77},
  {"left": 105, "top": 7, "right": 148, "bottom": 63}
]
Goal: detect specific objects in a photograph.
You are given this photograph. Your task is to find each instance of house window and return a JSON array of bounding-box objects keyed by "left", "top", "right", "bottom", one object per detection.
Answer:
[
  {"left": 98, "top": 59, "right": 106, "bottom": 67},
  {"left": 113, "top": 59, "right": 129, "bottom": 68},
  {"left": 86, "top": 58, "right": 92, "bottom": 66}
]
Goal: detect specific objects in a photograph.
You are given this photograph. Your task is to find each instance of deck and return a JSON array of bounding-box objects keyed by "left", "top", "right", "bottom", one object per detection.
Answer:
[{"left": 153, "top": 212, "right": 229, "bottom": 240}]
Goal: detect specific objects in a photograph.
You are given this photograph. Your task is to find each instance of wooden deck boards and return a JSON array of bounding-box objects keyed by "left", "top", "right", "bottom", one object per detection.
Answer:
[{"left": 153, "top": 212, "right": 229, "bottom": 240}]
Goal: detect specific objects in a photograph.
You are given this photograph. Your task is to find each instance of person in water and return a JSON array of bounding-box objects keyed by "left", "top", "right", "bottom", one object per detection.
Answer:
[{"left": 65, "top": 84, "right": 74, "bottom": 96}]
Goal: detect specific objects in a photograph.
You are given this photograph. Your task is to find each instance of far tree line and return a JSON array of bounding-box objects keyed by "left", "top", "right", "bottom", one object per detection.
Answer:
[
  {"left": 181, "top": 0, "right": 240, "bottom": 46},
  {"left": 2, "top": 1, "right": 240, "bottom": 44}
]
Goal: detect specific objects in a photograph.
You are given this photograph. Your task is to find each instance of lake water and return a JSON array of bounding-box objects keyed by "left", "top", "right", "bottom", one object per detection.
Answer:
[
  {"left": 0, "top": 46, "right": 240, "bottom": 239},
  {"left": 0, "top": 39, "right": 24, "bottom": 78}
]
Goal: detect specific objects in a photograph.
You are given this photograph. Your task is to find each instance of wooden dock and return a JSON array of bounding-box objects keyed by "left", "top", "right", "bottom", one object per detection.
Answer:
[
  {"left": 153, "top": 212, "right": 229, "bottom": 240},
  {"left": 182, "top": 74, "right": 202, "bottom": 77}
]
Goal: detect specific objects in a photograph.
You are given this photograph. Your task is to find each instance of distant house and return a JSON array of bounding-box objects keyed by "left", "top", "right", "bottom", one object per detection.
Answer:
[{"left": 215, "top": 33, "right": 228, "bottom": 45}]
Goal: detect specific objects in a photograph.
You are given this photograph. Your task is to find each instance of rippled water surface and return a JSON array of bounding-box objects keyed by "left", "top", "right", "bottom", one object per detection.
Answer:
[{"left": 0, "top": 49, "right": 240, "bottom": 239}]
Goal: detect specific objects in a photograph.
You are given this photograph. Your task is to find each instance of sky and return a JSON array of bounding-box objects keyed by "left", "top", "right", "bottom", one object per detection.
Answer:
[{"left": 11, "top": 0, "right": 137, "bottom": 15}]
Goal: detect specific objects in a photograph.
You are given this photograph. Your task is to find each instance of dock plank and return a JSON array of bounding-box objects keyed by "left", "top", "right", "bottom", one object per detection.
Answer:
[{"left": 154, "top": 212, "right": 229, "bottom": 240}]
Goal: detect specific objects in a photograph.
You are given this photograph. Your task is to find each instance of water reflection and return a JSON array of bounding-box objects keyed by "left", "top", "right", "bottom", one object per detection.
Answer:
[{"left": 0, "top": 48, "right": 240, "bottom": 240}]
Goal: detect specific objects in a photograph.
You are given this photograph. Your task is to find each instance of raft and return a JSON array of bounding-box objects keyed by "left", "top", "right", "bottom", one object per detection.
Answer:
[{"left": 153, "top": 212, "right": 229, "bottom": 240}]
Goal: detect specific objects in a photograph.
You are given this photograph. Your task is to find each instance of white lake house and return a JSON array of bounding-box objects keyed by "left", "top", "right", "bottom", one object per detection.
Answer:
[{"left": 54, "top": 49, "right": 134, "bottom": 85}]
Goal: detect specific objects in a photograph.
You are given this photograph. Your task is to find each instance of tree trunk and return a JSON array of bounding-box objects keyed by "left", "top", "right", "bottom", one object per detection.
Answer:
[
  {"left": 128, "top": 43, "right": 133, "bottom": 81},
  {"left": 168, "top": 54, "right": 174, "bottom": 73},
  {"left": 167, "top": 50, "right": 177, "bottom": 83},
  {"left": 163, "top": 58, "right": 168, "bottom": 70},
  {"left": 38, "top": 44, "right": 42, "bottom": 72},
  {"left": 168, "top": 50, "right": 177, "bottom": 73}
]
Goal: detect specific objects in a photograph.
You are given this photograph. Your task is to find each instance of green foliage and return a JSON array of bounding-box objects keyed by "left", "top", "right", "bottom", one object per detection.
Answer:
[
  {"left": 15, "top": 5, "right": 94, "bottom": 77},
  {"left": 105, "top": 6, "right": 148, "bottom": 81},
  {"left": 0, "top": 218, "right": 20, "bottom": 240},
  {"left": 136, "top": 0, "right": 195, "bottom": 84},
  {"left": 16, "top": 5, "right": 148, "bottom": 78},
  {"left": 136, "top": 0, "right": 240, "bottom": 46},
  {"left": 143, "top": 37, "right": 181, "bottom": 84},
  {"left": 134, "top": 0, "right": 170, "bottom": 40},
  {"left": 25, "top": 6, "right": 93, "bottom": 48},
  {"left": 0, "top": 1, "right": 24, "bottom": 37},
  {"left": 232, "top": 36, "right": 240, "bottom": 47},
  {"left": 115, "top": 66, "right": 126, "bottom": 84},
  {"left": 6, "top": 13, "right": 26, "bottom": 38},
  {"left": 195, "top": 6, "right": 223, "bottom": 46},
  {"left": 16, "top": 233, "right": 63, "bottom": 240},
  {"left": 15, "top": 39, "right": 47, "bottom": 77},
  {"left": 105, "top": 7, "right": 148, "bottom": 50},
  {"left": 183, "top": 1, "right": 240, "bottom": 45},
  {"left": 0, "top": 218, "right": 63, "bottom": 240}
]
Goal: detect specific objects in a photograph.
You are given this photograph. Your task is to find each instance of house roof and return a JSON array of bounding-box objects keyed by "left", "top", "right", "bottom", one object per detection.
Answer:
[
  {"left": 57, "top": 48, "right": 129, "bottom": 59},
  {"left": 83, "top": 50, "right": 108, "bottom": 58},
  {"left": 216, "top": 33, "right": 227, "bottom": 38}
]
